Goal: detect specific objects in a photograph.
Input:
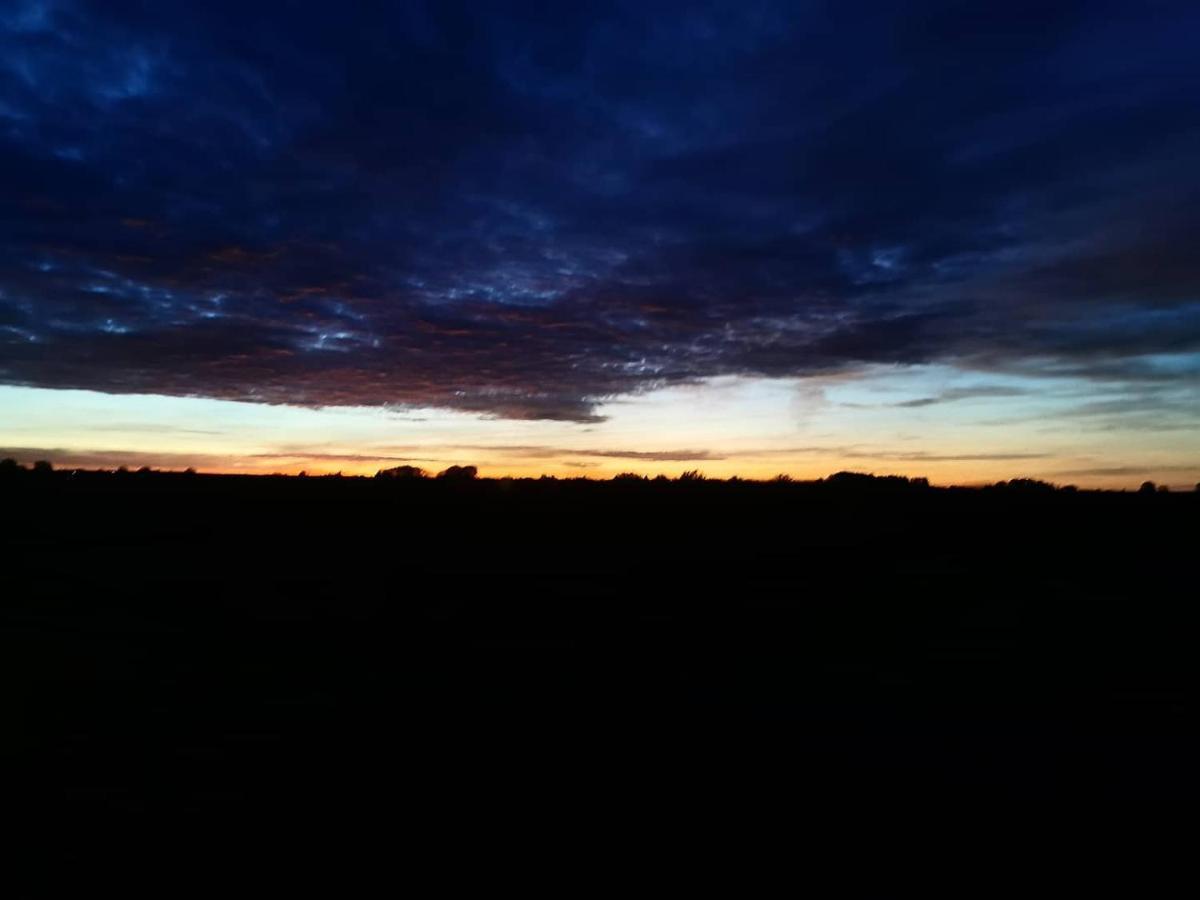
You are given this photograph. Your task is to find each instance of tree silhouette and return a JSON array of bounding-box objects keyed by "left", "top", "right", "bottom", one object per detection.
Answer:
[
  {"left": 1138, "top": 481, "right": 1157, "bottom": 494},
  {"left": 998, "top": 478, "right": 1056, "bottom": 493},
  {"left": 376, "top": 465, "right": 427, "bottom": 480},
  {"left": 437, "top": 465, "right": 478, "bottom": 481}
]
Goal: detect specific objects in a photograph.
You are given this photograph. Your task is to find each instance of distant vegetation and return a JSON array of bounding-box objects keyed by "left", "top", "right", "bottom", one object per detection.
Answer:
[
  {"left": 374, "top": 465, "right": 428, "bottom": 480},
  {"left": 3, "top": 457, "right": 1195, "bottom": 494}
]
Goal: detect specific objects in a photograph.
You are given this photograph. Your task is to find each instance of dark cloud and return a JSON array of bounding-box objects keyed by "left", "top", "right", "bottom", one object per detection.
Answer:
[
  {"left": 0, "top": 444, "right": 441, "bottom": 469},
  {"left": 462, "top": 445, "right": 721, "bottom": 462},
  {"left": 263, "top": 441, "right": 1056, "bottom": 464},
  {"left": 894, "top": 386, "right": 1028, "bottom": 408},
  {"left": 0, "top": 445, "right": 233, "bottom": 470},
  {"left": 222, "top": 441, "right": 722, "bottom": 463},
  {"left": 850, "top": 451, "right": 1049, "bottom": 463},
  {"left": 729, "top": 445, "right": 1051, "bottom": 463},
  {"left": 1052, "top": 465, "right": 1199, "bottom": 478},
  {"left": 247, "top": 451, "right": 442, "bottom": 464},
  {"left": 3, "top": 1, "right": 1200, "bottom": 420}
]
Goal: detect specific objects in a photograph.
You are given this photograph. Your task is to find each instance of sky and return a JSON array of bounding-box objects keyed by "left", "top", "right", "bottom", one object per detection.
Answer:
[{"left": 1, "top": 0, "right": 1198, "bottom": 486}]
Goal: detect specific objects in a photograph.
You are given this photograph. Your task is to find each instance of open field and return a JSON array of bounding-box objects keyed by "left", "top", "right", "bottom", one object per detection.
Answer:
[{"left": 3, "top": 471, "right": 1195, "bottom": 876}]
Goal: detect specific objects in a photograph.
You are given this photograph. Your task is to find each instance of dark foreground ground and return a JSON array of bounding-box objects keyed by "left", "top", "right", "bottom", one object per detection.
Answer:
[{"left": 2, "top": 470, "right": 1196, "bottom": 883}]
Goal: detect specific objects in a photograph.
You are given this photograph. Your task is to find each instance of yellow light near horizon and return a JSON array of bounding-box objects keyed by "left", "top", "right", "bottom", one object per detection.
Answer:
[{"left": 2, "top": 364, "right": 1198, "bottom": 490}]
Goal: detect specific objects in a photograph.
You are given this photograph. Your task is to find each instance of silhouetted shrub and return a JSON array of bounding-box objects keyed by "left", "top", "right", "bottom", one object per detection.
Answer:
[
  {"left": 822, "top": 471, "right": 932, "bottom": 492},
  {"left": 1138, "top": 481, "right": 1157, "bottom": 494},
  {"left": 997, "top": 478, "right": 1056, "bottom": 493},
  {"left": 437, "top": 465, "right": 478, "bottom": 481},
  {"left": 827, "top": 471, "right": 871, "bottom": 483},
  {"left": 0, "top": 457, "right": 22, "bottom": 476},
  {"left": 612, "top": 472, "right": 646, "bottom": 482},
  {"left": 678, "top": 470, "right": 705, "bottom": 482},
  {"left": 825, "top": 471, "right": 881, "bottom": 490},
  {"left": 32, "top": 460, "right": 53, "bottom": 475},
  {"left": 376, "top": 465, "right": 427, "bottom": 480}
]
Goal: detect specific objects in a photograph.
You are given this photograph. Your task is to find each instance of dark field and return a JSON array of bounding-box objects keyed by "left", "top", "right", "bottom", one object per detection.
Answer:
[{"left": 3, "top": 470, "right": 1196, "bottom": 878}]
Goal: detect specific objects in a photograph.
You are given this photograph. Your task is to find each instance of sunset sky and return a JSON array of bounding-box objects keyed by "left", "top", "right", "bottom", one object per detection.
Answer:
[{"left": 2, "top": 1, "right": 1198, "bottom": 487}]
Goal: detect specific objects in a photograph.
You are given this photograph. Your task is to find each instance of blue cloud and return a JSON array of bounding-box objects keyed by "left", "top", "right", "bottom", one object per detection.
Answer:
[{"left": 2, "top": 0, "right": 1199, "bottom": 420}]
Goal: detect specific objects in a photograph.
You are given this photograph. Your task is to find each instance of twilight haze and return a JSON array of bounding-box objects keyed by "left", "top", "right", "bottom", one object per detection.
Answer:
[{"left": 2, "top": 1, "right": 1198, "bottom": 486}]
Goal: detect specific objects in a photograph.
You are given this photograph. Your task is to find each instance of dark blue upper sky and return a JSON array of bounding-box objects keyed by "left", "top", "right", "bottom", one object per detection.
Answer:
[{"left": 2, "top": 0, "right": 1199, "bottom": 421}]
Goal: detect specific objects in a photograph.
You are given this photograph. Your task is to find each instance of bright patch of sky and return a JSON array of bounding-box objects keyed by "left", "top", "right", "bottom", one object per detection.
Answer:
[{"left": 3, "top": 365, "right": 1197, "bottom": 488}]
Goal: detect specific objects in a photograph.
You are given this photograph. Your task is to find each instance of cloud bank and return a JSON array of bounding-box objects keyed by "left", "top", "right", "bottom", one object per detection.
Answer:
[{"left": 2, "top": 1, "right": 1200, "bottom": 421}]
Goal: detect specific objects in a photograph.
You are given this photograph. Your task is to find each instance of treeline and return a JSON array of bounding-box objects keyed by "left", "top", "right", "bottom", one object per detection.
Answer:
[
  {"left": 5, "top": 457, "right": 1195, "bottom": 493},
  {"left": 1, "top": 458, "right": 196, "bottom": 478}
]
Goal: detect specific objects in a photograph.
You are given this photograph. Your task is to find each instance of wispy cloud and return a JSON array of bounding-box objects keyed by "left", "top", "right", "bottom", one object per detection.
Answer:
[
  {"left": 729, "top": 445, "right": 1051, "bottom": 463},
  {"left": 83, "top": 423, "right": 225, "bottom": 436},
  {"left": 248, "top": 451, "right": 443, "bottom": 463},
  {"left": 0, "top": 446, "right": 235, "bottom": 471},
  {"left": 893, "top": 386, "right": 1028, "bottom": 408},
  {"left": 473, "top": 446, "right": 722, "bottom": 462},
  {"left": 1052, "top": 464, "right": 1199, "bottom": 478}
]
